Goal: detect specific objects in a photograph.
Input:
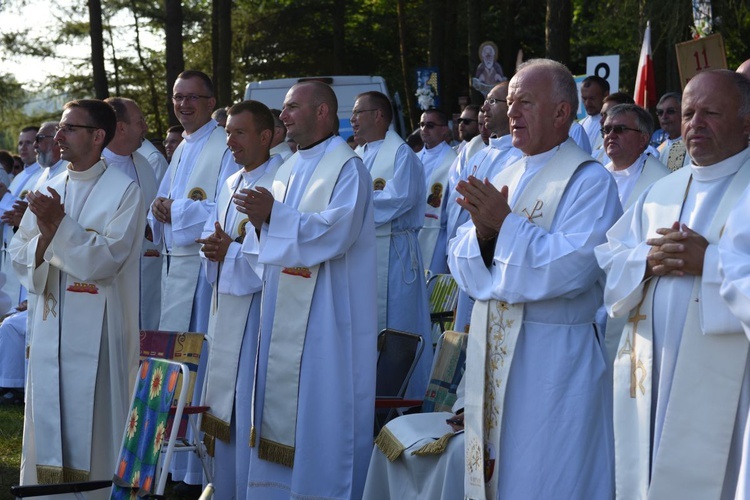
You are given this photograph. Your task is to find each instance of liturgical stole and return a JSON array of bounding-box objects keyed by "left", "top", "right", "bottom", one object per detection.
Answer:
[{"left": 419, "top": 148, "right": 454, "bottom": 268}]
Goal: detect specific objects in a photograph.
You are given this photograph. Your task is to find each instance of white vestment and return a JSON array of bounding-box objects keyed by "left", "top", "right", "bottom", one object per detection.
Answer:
[
  {"left": 136, "top": 139, "right": 169, "bottom": 184},
  {"left": 244, "top": 136, "right": 377, "bottom": 500},
  {"left": 10, "top": 161, "right": 144, "bottom": 498},
  {"left": 596, "top": 149, "right": 750, "bottom": 500},
  {"left": 200, "top": 156, "right": 281, "bottom": 500},
  {"left": 417, "top": 142, "right": 457, "bottom": 274},
  {"left": 0, "top": 309, "right": 27, "bottom": 388},
  {"left": 719, "top": 180, "right": 750, "bottom": 500},
  {"left": 363, "top": 135, "right": 432, "bottom": 399},
  {"left": 449, "top": 140, "right": 621, "bottom": 499},
  {"left": 580, "top": 113, "right": 603, "bottom": 150},
  {"left": 103, "top": 148, "right": 161, "bottom": 330},
  {"left": 270, "top": 141, "right": 294, "bottom": 162},
  {"left": 569, "top": 120, "right": 593, "bottom": 154},
  {"left": 445, "top": 135, "right": 522, "bottom": 333}
]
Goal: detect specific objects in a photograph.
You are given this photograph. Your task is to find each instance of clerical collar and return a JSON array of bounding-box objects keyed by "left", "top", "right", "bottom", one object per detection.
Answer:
[
  {"left": 298, "top": 134, "right": 334, "bottom": 151},
  {"left": 421, "top": 142, "right": 446, "bottom": 157},
  {"left": 184, "top": 119, "right": 218, "bottom": 144},
  {"left": 489, "top": 134, "right": 512, "bottom": 150},
  {"left": 608, "top": 153, "right": 646, "bottom": 177},
  {"left": 298, "top": 135, "right": 334, "bottom": 159},
  {"left": 103, "top": 148, "right": 130, "bottom": 163},
  {"left": 238, "top": 158, "right": 271, "bottom": 185},
  {"left": 67, "top": 159, "right": 106, "bottom": 181},
  {"left": 690, "top": 147, "right": 750, "bottom": 181}
]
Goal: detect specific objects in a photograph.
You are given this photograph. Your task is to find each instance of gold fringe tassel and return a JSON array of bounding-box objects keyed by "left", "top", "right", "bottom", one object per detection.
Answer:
[
  {"left": 411, "top": 432, "right": 456, "bottom": 457},
  {"left": 36, "top": 465, "right": 89, "bottom": 484},
  {"left": 373, "top": 426, "right": 406, "bottom": 462},
  {"left": 200, "top": 412, "right": 231, "bottom": 443},
  {"left": 204, "top": 434, "right": 215, "bottom": 457},
  {"left": 249, "top": 425, "right": 256, "bottom": 447},
  {"left": 258, "top": 438, "right": 295, "bottom": 468}
]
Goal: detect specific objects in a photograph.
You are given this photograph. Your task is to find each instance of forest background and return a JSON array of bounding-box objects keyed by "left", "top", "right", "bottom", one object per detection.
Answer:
[{"left": 0, "top": 0, "right": 749, "bottom": 150}]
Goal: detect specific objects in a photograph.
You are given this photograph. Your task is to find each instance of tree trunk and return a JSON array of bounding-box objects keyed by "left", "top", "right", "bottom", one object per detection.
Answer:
[
  {"left": 332, "top": 0, "right": 346, "bottom": 74},
  {"left": 396, "top": 0, "right": 415, "bottom": 130},
  {"left": 213, "top": 0, "right": 232, "bottom": 107},
  {"left": 165, "top": 0, "right": 184, "bottom": 125},
  {"left": 545, "top": 0, "right": 571, "bottom": 66},
  {"left": 467, "top": 0, "right": 482, "bottom": 104},
  {"left": 130, "top": 0, "right": 163, "bottom": 136},
  {"left": 89, "top": 0, "right": 109, "bottom": 99},
  {"left": 428, "top": 0, "right": 445, "bottom": 111}
]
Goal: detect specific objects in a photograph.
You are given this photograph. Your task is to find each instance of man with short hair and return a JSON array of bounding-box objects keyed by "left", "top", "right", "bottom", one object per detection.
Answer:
[
  {"left": 163, "top": 125, "right": 184, "bottom": 163},
  {"left": 592, "top": 91, "right": 635, "bottom": 164},
  {"left": 243, "top": 80, "right": 376, "bottom": 499},
  {"left": 579, "top": 75, "right": 610, "bottom": 149},
  {"left": 10, "top": 99, "right": 145, "bottom": 490},
  {"left": 416, "top": 108, "right": 457, "bottom": 273},
  {"left": 196, "top": 100, "right": 283, "bottom": 500},
  {"left": 596, "top": 69, "right": 750, "bottom": 499},
  {"left": 148, "top": 70, "right": 231, "bottom": 487},
  {"left": 351, "top": 90, "right": 431, "bottom": 398},
  {"left": 268, "top": 109, "right": 293, "bottom": 161},
  {"left": 451, "top": 59, "right": 620, "bottom": 498},
  {"left": 104, "top": 97, "right": 161, "bottom": 330},
  {"left": 135, "top": 115, "right": 169, "bottom": 184},
  {"left": 656, "top": 92, "right": 691, "bottom": 171},
  {"left": 456, "top": 104, "right": 480, "bottom": 153}
]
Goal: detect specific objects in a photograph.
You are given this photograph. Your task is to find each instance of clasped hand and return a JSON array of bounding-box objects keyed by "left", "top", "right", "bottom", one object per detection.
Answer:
[
  {"left": 151, "top": 196, "right": 173, "bottom": 223},
  {"left": 455, "top": 175, "right": 510, "bottom": 240},
  {"left": 233, "top": 186, "right": 273, "bottom": 230},
  {"left": 646, "top": 222, "right": 708, "bottom": 277},
  {"left": 196, "top": 221, "right": 232, "bottom": 263},
  {"left": 26, "top": 187, "right": 65, "bottom": 239}
]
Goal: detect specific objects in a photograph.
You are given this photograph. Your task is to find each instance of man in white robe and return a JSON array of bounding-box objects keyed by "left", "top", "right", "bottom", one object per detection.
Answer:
[
  {"left": 416, "top": 109, "right": 457, "bottom": 274},
  {"left": 596, "top": 69, "right": 750, "bottom": 499},
  {"left": 655, "top": 92, "right": 691, "bottom": 171},
  {"left": 243, "top": 81, "right": 377, "bottom": 499},
  {"left": 579, "top": 75, "right": 610, "bottom": 150},
  {"left": 351, "top": 90, "right": 432, "bottom": 399},
  {"left": 599, "top": 103, "right": 669, "bottom": 369},
  {"left": 163, "top": 125, "right": 184, "bottom": 164},
  {"left": 10, "top": 99, "right": 144, "bottom": 496},
  {"left": 450, "top": 59, "right": 620, "bottom": 499},
  {"left": 103, "top": 97, "right": 161, "bottom": 330},
  {"left": 269, "top": 109, "right": 294, "bottom": 161},
  {"left": 196, "top": 101, "right": 282, "bottom": 500},
  {"left": 447, "top": 82, "right": 523, "bottom": 333},
  {"left": 148, "top": 70, "right": 233, "bottom": 487}
]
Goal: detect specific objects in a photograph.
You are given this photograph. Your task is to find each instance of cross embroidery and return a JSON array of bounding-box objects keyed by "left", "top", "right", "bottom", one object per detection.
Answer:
[
  {"left": 522, "top": 200, "right": 543, "bottom": 222},
  {"left": 43, "top": 291, "right": 58, "bottom": 321},
  {"left": 618, "top": 294, "right": 648, "bottom": 398}
]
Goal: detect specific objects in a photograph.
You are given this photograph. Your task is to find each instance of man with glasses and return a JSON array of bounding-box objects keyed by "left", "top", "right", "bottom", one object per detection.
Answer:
[
  {"left": 148, "top": 70, "right": 231, "bottom": 490},
  {"left": 416, "top": 108, "right": 456, "bottom": 273},
  {"left": 350, "top": 90, "right": 431, "bottom": 398},
  {"left": 656, "top": 92, "right": 691, "bottom": 171},
  {"left": 10, "top": 99, "right": 145, "bottom": 490},
  {"left": 597, "top": 69, "right": 750, "bottom": 499},
  {"left": 456, "top": 104, "right": 480, "bottom": 153}
]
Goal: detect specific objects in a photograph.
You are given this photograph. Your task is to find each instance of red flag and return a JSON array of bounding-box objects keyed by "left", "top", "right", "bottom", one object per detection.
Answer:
[{"left": 634, "top": 21, "right": 656, "bottom": 109}]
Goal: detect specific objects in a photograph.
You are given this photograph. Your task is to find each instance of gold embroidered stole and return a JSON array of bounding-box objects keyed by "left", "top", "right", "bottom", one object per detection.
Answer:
[
  {"left": 419, "top": 146, "right": 456, "bottom": 268},
  {"left": 30, "top": 164, "right": 130, "bottom": 483},
  {"left": 666, "top": 140, "right": 687, "bottom": 172},
  {"left": 254, "top": 139, "right": 356, "bottom": 467},
  {"left": 201, "top": 163, "right": 279, "bottom": 443},
  {"left": 464, "top": 139, "right": 592, "bottom": 499},
  {"left": 160, "top": 126, "right": 227, "bottom": 331},
  {"left": 613, "top": 160, "right": 750, "bottom": 500},
  {"left": 369, "top": 131, "right": 402, "bottom": 332}
]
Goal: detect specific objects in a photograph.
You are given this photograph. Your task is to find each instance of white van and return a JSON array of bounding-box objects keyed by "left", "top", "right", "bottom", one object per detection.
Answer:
[{"left": 243, "top": 75, "right": 405, "bottom": 140}]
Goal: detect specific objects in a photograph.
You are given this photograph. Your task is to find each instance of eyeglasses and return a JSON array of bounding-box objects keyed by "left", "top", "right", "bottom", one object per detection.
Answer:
[
  {"left": 419, "top": 121, "right": 447, "bottom": 129},
  {"left": 55, "top": 124, "right": 100, "bottom": 133},
  {"left": 656, "top": 107, "right": 677, "bottom": 117},
  {"left": 351, "top": 109, "right": 377, "bottom": 118},
  {"left": 484, "top": 97, "right": 507, "bottom": 106},
  {"left": 34, "top": 134, "right": 54, "bottom": 142},
  {"left": 600, "top": 125, "right": 642, "bottom": 137},
  {"left": 171, "top": 94, "right": 212, "bottom": 103},
  {"left": 457, "top": 118, "right": 477, "bottom": 125}
]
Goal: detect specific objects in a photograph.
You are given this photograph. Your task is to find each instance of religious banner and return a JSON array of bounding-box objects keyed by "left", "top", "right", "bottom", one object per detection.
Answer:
[
  {"left": 471, "top": 41, "right": 507, "bottom": 97},
  {"left": 675, "top": 33, "right": 727, "bottom": 89},
  {"left": 416, "top": 67, "right": 439, "bottom": 110}
]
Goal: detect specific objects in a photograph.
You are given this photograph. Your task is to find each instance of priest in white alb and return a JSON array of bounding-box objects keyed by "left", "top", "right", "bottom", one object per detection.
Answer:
[
  {"left": 450, "top": 59, "right": 620, "bottom": 499},
  {"left": 242, "top": 81, "right": 377, "bottom": 500},
  {"left": 596, "top": 69, "right": 750, "bottom": 500},
  {"left": 10, "top": 99, "right": 144, "bottom": 496},
  {"left": 196, "top": 101, "right": 282, "bottom": 500}
]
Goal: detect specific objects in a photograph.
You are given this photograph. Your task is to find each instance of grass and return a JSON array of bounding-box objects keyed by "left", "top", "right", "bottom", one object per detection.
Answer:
[{"left": 0, "top": 404, "right": 24, "bottom": 500}]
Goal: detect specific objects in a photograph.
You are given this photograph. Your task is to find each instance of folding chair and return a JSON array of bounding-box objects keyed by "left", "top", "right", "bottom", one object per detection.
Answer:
[
  {"left": 374, "top": 329, "right": 424, "bottom": 431},
  {"left": 139, "top": 330, "right": 212, "bottom": 485},
  {"left": 11, "top": 357, "right": 190, "bottom": 499},
  {"left": 426, "top": 274, "right": 459, "bottom": 344}
]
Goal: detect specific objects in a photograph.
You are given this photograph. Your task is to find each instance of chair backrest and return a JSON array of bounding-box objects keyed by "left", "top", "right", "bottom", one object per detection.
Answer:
[
  {"left": 139, "top": 330, "right": 205, "bottom": 406},
  {"left": 111, "top": 357, "right": 189, "bottom": 498},
  {"left": 422, "top": 330, "right": 467, "bottom": 413},
  {"left": 375, "top": 329, "right": 424, "bottom": 400},
  {"left": 427, "top": 274, "right": 459, "bottom": 316}
]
